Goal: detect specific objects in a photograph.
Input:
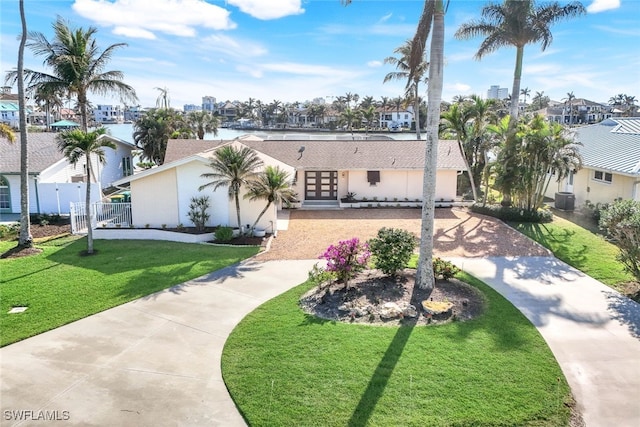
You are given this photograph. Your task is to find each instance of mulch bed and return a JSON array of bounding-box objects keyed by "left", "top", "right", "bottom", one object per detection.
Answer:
[{"left": 300, "top": 268, "right": 485, "bottom": 327}]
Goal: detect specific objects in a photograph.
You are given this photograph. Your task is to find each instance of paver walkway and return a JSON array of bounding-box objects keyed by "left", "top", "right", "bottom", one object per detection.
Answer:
[
  {"left": 0, "top": 259, "right": 316, "bottom": 427},
  {"left": 448, "top": 256, "right": 640, "bottom": 427}
]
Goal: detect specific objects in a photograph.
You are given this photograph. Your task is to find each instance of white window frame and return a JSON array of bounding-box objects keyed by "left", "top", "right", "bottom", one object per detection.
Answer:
[{"left": 593, "top": 170, "right": 613, "bottom": 184}]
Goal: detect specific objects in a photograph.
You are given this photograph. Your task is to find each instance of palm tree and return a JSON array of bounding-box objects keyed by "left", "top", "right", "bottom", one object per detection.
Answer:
[
  {"left": 384, "top": 39, "right": 428, "bottom": 139},
  {"left": 9, "top": 17, "right": 138, "bottom": 132},
  {"left": 16, "top": 0, "right": 33, "bottom": 249},
  {"left": 245, "top": 166, "right": 296, "bottom": 233},
  {"left": 532, "top": 90, "right": 547, "bottom": 110},
  {"left": 199, "top": 145, "right": 264, "bottom": 234},
  {"left": 455, "top": 0, "right": 585, "bottom": 123},
  {"left": 563, "top": 91, "right": 576, "bottom": 126},
  {"left": 33, "top": 86, "right": 63, "bottom": 130},
  {"left": 186, "top": 111, "right": 219, "bottom": 139},
  {"left": 339, "top": 108, "right": 360, "bottom": 134},
  {"left": 441, "top": 103, "right": 478, "bottom": 201},
  {"left": 520, "top": 87, "right": 530, "bottom": 104},
  {"left": 56, "top": 128, "right": 115, "bottom": 254},
  {"left": 360, "top": 105, "right": 377, "bottom": 135},
  {"left": 133, "top": 108, "right": 186, "bottom": 165},
  {"left": 408, "top": 0, "right": 446, "bottom": 292},
  {"left": 155, "top": 87, "right": 170, "bottom": 109},
  {"left": 465, "top": 95, "right": 498, "bottom": 205}
]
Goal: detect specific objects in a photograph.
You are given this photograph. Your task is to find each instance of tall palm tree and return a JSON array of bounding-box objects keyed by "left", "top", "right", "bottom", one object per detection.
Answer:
[
  {"left": 9, "top": 17, "right": 137, "bottom": 132},
  {"left": 186, "top": 111, "right": 219, "bottom": 139},
  {"left": 384, "top": 39, "right": 428, "bottom": 139},
  {"left": 56, "top": 127, "right": 115, "bottom": 255},
  {"left": 455, "top": 0, "right": 585, "bottom": 205},
  {"left": 407, "top": 0, "right": 446, "bottom": 292},
  {"left": 16, "top": 0, "right": 33, "bottom": 249},
  {"left": 465, "top": 95, "right": 498, "bottom": 205},
  {"left": 455, "top": 0, "right": 585, "bottom": 123},
  {"left": 33, "top": 86, "right": 63, "bottom": 130},
  {"left": 532, "top": 90, "right": 547, "bottom": 110},
  {"left": 360, "top": 105, "right": 377, "bottom": 135},
  {"left": 245, "top": 166, "right": 296, "bottom": 233},
  {"left": 155, "top": 87, "right": 170, "bottom": 110},
  {"left": 199, "top": 145, "right": 264, "bottom": 233},
  {"left": 563, "top": 91, "right": 576, "bottom": 126},
  {"left": 339, "top": 108, "right": 360, "bottom": 134}
]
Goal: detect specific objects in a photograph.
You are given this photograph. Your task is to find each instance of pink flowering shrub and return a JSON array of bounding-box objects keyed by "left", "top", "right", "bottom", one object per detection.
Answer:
[{"left": 319, "top": 238, "right": 371, "bottom": 287}]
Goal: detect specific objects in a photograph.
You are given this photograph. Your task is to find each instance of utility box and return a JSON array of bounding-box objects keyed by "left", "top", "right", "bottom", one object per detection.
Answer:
[{"left": 555, "top": 192, "right": 575, "bottom": 211}]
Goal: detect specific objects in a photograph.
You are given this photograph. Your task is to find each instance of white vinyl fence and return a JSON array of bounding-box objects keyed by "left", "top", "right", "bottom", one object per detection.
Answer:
[{"left": 70, "top": 202, "right": 132, "bottom": 234}]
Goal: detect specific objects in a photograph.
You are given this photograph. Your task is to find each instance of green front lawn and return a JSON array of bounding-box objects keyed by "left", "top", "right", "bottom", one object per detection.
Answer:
[
  {"left": 0, "top": 237, "right": 259, "bottom": 347},
  {"left": 510, "top": 216, "right": 634, "bottom": 291},
  {"left": 223, "top": 272, "right": 572, "bottom": 426}
]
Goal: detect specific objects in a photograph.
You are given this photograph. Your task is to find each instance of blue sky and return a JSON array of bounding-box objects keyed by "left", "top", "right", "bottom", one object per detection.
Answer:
[{"left": 1, "top": 0, "right": 638, "bottom": 109}]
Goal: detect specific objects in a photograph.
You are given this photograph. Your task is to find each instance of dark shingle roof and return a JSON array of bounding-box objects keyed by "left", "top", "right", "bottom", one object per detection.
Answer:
[
  {"left": 0, "top": 133, "right": 65, "bottom": 173},
  {"left": 574, "top": 118, "right": 640, "bottom": 175},
  {"left": 163, "top": 137, "right": 466, "bottom": 170}
]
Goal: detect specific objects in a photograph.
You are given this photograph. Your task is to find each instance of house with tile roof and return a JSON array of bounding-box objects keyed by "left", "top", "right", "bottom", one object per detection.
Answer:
[
  {"left": 0, "top": 132, "right": 137, "bottom": 219},
  {"left": 545, "top": 117, "right": 640, "bottom": 207},
  {"left": 112, "top": 135, "right": 465, "bottom": 232}
]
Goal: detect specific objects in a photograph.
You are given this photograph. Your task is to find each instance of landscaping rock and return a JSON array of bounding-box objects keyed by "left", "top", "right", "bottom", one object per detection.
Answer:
[
  {"left": 402, "top": 304, "right": 418, "bottom": 318},
  {"left": 422, "top": 300, "right": 454, "bottom": 315},
  {"left": 379, "top": 302, "right": 403, "bottom": 320}
]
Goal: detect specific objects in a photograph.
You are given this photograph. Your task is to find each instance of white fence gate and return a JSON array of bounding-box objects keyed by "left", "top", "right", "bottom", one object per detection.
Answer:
[{"left": 70, "top": 202, "right": 132, "bottom": 234}]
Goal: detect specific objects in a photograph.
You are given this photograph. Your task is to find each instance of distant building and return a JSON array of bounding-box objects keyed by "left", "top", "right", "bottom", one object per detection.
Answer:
[
  {"left": 124, "top": 105, "right": 145, "bottom": 122},
  {"left": 202, "top": 96, "right": 216, "bottom": 112},
  {"left": 541, "top": 98, "right": 612, "bottom": 125},
  {"left": 183, "top": 104, "right": 201, "bottom": 113},
  {"left": 93, "top": 105, "right": 124, "bottom": 124},
  {"left": 487, "top": 85, "right": 509, "bottom": 100},
  {"left": 0, "top": 101, "right": 20, "bottom": 128}
]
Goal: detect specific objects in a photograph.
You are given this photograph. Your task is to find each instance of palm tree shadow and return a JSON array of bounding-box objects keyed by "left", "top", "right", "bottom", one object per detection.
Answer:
[
  {"left": 604, "top": 290, "right": 640, "bottom": 340},
  {"left": 347, "top": 281, "right": 421, "bottom": 427}
]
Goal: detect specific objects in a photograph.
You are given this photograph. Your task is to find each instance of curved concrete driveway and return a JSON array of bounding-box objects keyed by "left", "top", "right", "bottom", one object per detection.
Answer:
[
  {"left": 0, "top": 259, "right": 316, "bottom": 427},
  {"left": 449, "top": 256, "right": 640, "bottom": 427}
]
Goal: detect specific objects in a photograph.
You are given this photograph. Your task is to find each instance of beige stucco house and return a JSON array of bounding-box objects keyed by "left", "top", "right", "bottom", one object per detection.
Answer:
[
  {"left": 545, "top": 117, "right": 640, "bottom": 207},
  {"left": 113, "top": 135, "right": 466, "bottom": 232}
]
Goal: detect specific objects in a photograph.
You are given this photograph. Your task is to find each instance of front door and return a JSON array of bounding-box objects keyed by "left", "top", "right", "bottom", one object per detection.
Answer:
[
  {"left": 305, "top": 171, "right": 338, "bottom": 200},
  {"left": 565, "top": 171, "right": 574, "bottom": 193}
]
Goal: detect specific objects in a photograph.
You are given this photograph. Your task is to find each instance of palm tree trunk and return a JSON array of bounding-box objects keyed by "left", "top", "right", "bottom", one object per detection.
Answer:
[
  {"left": 415, "top": 82, "right": 421, "bottom": 140},
  {"left": 416, "top": 0, "right": 444, "bottom": 293},
  {"left": 234, "top": 192, "right": 242, "bottom": 233},
  {"left": 79, "top": 91, "right": 89, "bottom": 132},
  {"left": 17, "top": 0, "right": 33, "bottom": 249},
  {"left": 458, "top": 139, "right": 478, "bottom": 201},
  {"left": 85, "top": 152, "right": 94, "bottom": 254},
  {"left": 251, "top": 202, "right": 272, "bottom": 233}
]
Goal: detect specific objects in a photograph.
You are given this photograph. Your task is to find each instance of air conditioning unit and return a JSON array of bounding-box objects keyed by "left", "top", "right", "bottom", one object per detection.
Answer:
[{"left": 555, "top": 192, "right": 575, "bottom": 211}]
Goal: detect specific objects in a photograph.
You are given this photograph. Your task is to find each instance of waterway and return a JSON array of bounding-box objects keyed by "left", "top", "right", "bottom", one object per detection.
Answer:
[{"left": 103, "top": 123, "right": 420, "bottom": 144}]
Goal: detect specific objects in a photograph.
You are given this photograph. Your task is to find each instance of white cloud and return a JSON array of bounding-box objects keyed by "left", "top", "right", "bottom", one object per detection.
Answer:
[
  {"left": 367, "top": 60, "right": 383, "bottom": 68},
  {"left": 587, "top": 0, "right": 621, "bottom": 13},
  {"left": 261, "top": 62, "right": 342, "bottom": 76},
  {"left": 200, "top": 34, "right": 268, "bottom": 58},
  {"left": 228, "top": 0, "right": 304, "bottom": 20},
  {"left": 72, "top": 0, "right": 236, "bottom": 39},
  {"left": 378, "top": 13, "right": 393, "bottom": 24}
]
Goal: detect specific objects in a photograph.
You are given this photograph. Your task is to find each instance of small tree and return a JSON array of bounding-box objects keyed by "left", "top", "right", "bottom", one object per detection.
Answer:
[
  {"left": 187, "top": 196, "right": 210, "bottom": 232},
  {"left": 599, "top": 200, "right": 640, "bottom": 281},
  {"left": 320, "top": 238, "right": 370, "bottom": 289},
  {"left": 368, "top": 228, "right": 417, "bottom": 276}
]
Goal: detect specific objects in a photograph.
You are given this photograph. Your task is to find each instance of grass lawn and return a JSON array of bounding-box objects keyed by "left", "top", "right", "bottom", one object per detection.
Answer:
[
  {"left": 510, "top": 215, "right": 634, "bottom": 291},
  {"left": 222, "top": 272, "right": 572, "bottom": 426},
  {"left": 0, "top": 237, "right": 259, "bottom": 347}
]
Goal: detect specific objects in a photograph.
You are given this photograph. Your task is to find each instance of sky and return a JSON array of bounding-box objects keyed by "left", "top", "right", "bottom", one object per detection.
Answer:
[{"left": 1, "top": 0, "right": 639, "bottom": 109}]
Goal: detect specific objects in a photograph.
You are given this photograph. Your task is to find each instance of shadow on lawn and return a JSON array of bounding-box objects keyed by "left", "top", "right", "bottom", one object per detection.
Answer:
[
  {"left": 513, "top": 223, "right": 588, "bottom": 268},
  {"left": 347, "top": 282, "right": 422, "bottom": 427}
]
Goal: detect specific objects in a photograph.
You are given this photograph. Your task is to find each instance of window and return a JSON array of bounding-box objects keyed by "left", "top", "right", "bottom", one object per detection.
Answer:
[
  {"left": 122, "top": 156, "right": 132, "bottom": 176},
  {"left": 367, "top": 170, "right": 380, "bottom": 186},
  {"left": 0, "top": 175, "right": 10, "bottom": 211},
  {"left": 593, "top": 170, "right": 612, "bottom": 183}
]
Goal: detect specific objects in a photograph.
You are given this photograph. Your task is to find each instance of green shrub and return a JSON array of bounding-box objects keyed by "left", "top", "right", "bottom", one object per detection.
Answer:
[
  {"left": 368, "top": 227, "right": 417, "bottom": 276},
  {"left": 433, "top": 257, "right": 461, "bottom": 280},
  {"left": 187, "top": 195, "right": 211, "bottom": 232},
  {"left": 471, "top": 204, "right": 552, "bottom": 223},
  {"left": 599, "top": 199, "right": 640, "bottom": 281},
  {"left": 0, "top": 223, "right": 19, "bottom": 240},
  {"left": 215, "top": 226, "right": 234, "bottom": 243}
]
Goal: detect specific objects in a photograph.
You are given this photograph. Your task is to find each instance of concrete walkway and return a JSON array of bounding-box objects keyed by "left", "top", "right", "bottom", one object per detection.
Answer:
[
  {"left": 0, "top": 259, "right": 316, "bottom": 427},
  {"left": 449, "top": 256, "right": 640, "bottom": 427}
]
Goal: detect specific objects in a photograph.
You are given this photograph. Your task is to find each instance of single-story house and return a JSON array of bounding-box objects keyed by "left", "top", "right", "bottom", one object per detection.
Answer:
[
  {"left": 0, "top": 132, "right": 137, "bottom": 219},
  {"left": 545, "top": 117, "right": 640, "bottom": 207},
  {"left": 112, "top": 135, "right": 466, "bottom": 232}
]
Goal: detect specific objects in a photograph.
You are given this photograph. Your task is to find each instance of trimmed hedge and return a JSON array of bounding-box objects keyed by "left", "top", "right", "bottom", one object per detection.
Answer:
[{"left": 471, "top": 204, "right": 553, "bottom": 223}]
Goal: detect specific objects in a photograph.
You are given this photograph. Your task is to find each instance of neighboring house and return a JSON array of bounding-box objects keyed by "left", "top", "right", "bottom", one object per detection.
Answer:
[
  {"left": 50, "top": 120, "right": 80, "bottom": 131},
  {"left": 545, "top": 117, "right": 640, "bottom": 207},
  {"left": 114, "top": 135, "right": 466, "bottom": 231},
  {"left": 0, "top": 132, "right": 136, "bottom": 219},
  {"left": 377, "top": 106, "right": 414, "bottom": 129},
  {"left": 542, "top": 98, "right": 612, "bottom": 125},
  {"left": 0, "top": 100, "right": 21, "bottom": 128},
  {"left": 93, "top": 105, "right": 124, "bottom": 124}
]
